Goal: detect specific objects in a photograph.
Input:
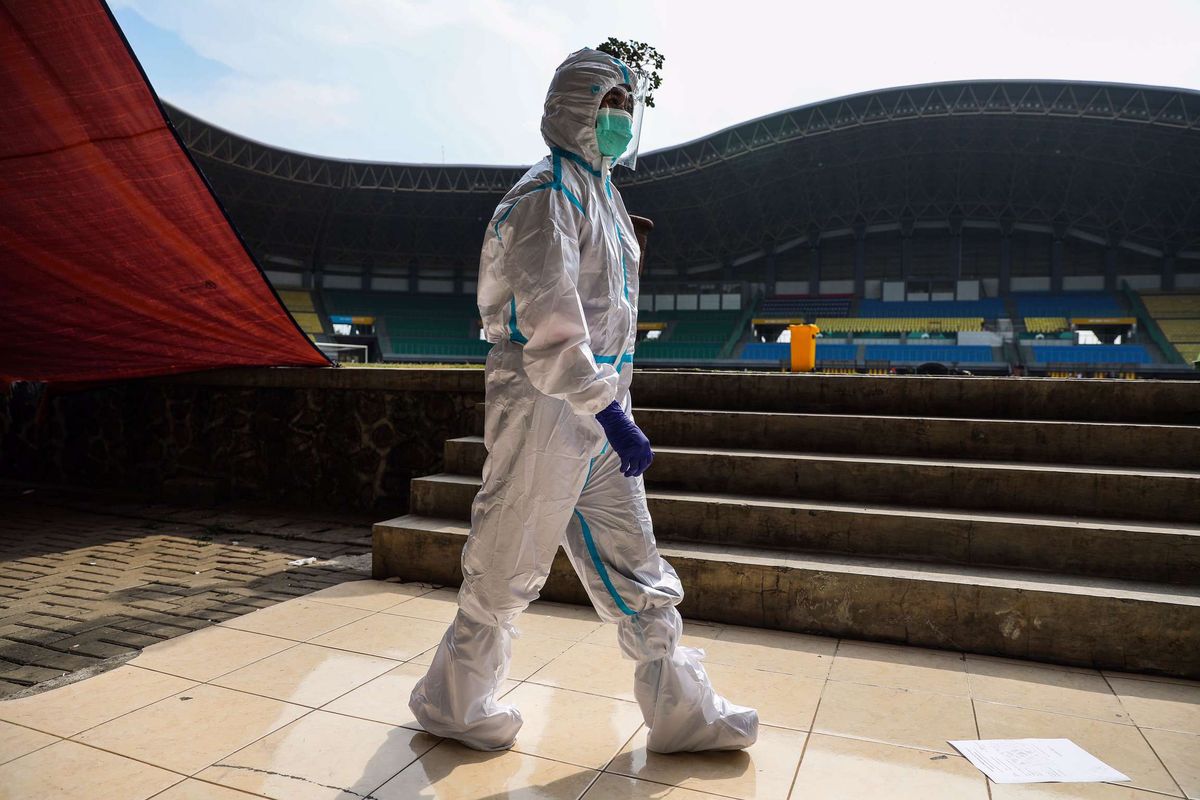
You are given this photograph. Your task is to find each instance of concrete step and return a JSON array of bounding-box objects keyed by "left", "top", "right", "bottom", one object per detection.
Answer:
[
  {"left": 409, "top": 473, "right": 1200, "bottom": 585},
  {"left": 630, "top": 371, "right": 1200, "bottom": 425},
  {"left": 443, "top": 437, "right": 1200, "bottom": 524},
  {"left": 372, "top": 514, "right": 1200, "bottom": 679},
  {"left": 633, "top": 409, "right": 1200, "bottom": 470}
]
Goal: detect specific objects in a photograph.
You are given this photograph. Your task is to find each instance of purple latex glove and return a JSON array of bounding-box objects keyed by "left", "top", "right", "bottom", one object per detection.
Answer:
[{"left": 595, "top": 401, "right": 654, "bottom": 477}]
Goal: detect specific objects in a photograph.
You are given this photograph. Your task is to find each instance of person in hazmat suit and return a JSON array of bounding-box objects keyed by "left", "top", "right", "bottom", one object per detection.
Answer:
[{"left": 409, "top": 48, "right": 759, "bottom": 754}]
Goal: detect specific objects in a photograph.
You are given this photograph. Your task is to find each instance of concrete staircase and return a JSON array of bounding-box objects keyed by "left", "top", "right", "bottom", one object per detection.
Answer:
[{"left": 375, "top": 373, "right": 1200, "bottom": 678}]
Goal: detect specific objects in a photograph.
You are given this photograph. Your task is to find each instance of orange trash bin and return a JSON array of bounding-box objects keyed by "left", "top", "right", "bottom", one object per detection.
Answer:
[{"left": 789, "top": 324, "right": 819, "bottom": 372}]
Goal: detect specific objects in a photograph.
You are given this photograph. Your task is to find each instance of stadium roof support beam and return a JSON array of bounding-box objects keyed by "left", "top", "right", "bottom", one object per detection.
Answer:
[{"left": 164, "top": 79, "right": 1200, "bottom": 278}]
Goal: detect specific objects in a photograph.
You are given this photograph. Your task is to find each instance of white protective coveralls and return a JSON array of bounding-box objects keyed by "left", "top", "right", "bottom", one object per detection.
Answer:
[{"left": 409, "top": 48, "right": 759, "bottom": 754}]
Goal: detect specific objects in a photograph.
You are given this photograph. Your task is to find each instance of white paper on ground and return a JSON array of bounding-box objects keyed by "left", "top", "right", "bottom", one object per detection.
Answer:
[{"left": 949, "top": 739, "right": 1131, "bottom": 784}]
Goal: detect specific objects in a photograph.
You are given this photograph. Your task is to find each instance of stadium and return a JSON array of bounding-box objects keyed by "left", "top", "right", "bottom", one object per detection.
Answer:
[
  {"left": 166, "top": 81, "right": 1200, "bottom": 377},
  {"left": 3, "top": 4, "right": 1200, "bottom": 795}
]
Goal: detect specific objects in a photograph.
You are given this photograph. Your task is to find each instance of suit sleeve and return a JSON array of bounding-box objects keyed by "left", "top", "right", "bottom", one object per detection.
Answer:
[{"left": 494, "top": 186, "right": 618, "bottom": 415}]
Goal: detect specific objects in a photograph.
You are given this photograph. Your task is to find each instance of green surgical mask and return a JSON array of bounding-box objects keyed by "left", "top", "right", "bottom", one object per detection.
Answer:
[{"left": 596, "top": 108, "right": 634, "bottom": 158}]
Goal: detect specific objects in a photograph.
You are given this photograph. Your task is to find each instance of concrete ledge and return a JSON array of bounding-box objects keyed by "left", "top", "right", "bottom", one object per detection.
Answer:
[
  {"left": 445, "top": 437, "right": 1200, "bottom": 524},
  {"left": 374, "top": 515, "right": 1200, "bottom": 679},
  {"left": 635, "top": 409, "right": 1200, "bottom": 470},
  {"left": 408, "top": 473, "right": 1200, "bottom": 585},
  {"left": 631, "top": 371, "right": 1200, "bottom": 425}
]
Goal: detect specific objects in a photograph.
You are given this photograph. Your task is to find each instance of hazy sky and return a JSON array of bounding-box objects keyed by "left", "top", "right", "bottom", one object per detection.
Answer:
[{"left": 109, "top": 0, "right": 1200, "bottom": 166}]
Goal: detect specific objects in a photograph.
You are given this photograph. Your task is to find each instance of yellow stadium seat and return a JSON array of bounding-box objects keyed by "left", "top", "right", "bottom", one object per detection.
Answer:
[
  {"left": 1141, "top": 293, "right": 1200, "bottom": 317},
  {"left": 291, "top": 311, "right": 324, "bottom": 334},
  {"left": 1158, "top": 319, "right": 1200, "bottom": 341},
  {"left": 278, "top": 289, "right": 317, "bottom": 313},
  {"left": 814, "top": 317, "right": 983, "bottom": 333},
  {"left": 1024, "top": 317, "right": 1068, "bottom": 334}
]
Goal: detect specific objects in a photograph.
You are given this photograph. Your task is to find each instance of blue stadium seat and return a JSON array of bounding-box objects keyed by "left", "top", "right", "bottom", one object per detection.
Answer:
[
  {"left": 1013, "top": 292, "right": 1124, "bottom": 318},
  {"left": 741, "top": 343, "right": 856, "bottom": 361},
  {"left": 1031, "top": 345, "right": 1149, "bottom": 364},
  {"left": 864, "top": 345, "right": 995, "bottom": 363}
]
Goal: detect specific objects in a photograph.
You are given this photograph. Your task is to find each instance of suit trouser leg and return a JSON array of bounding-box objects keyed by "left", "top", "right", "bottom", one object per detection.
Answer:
[
  {"left": 408, "top": 356, "right": 598, "bottom": 750},
  {"left": 564, "top": 436, "right": 759, "bottom": 753}
]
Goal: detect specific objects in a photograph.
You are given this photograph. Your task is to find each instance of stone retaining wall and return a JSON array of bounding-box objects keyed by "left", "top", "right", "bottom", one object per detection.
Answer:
[{"left": 1, "top": 368, "right": 484, "bottom": 515}]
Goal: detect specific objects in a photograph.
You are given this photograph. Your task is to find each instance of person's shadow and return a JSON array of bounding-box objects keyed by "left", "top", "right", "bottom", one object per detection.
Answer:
[{"left": 347, "top": 712, "right": 754, "bottom": 799}]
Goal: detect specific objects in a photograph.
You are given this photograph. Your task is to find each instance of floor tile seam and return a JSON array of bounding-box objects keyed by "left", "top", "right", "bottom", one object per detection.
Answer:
[
  {"left": 823, "top": 673, "right": 972, "bottom": 698},
  {"left": 967, "top": 681, "right": 993, "bottom": 800},
  {"left": 599, "top": 766, "right": 746, "bottom": 799},
  {"left": 1134, "top": 721, "right": 1200, "bottom": 736},
  {"left": 972, "top": 690, "right": 1187, "bottom": 800},
  {"left": 217, "top": 599, "right": 381, "bottom": 645},
  {"left": 970, "top": 696, "right": 1137, "bottom": 726},
  {"left": 165, "top": 705, "right": 324, "bottom": 779},
  {"left": 291, "top": 725, "right": 443, "bottom": 800},
  {"left": 1127, "top": 712, "right": 1190, "bottom": 798},
  {"left": 207, "top": 657, "right": 402, "bottom": 709},
  {"left": 516, "top": 679, "right": 644, "bottom": 709},
  {"left": 263, "top": 629, "right": 445, "bottom": 663},
  {"left": 1102, "top": 668, "right": 1200, "bottom": 738},
  {"left": 965, "top": 653, "right": 1121, "bottom": 677},
  {"left": 1102, "top": 671, "right": 1200, "bottom": 688},
  {"left": 518, "top": 638, "right": 595, "bottom": 686},
  {"left": 304, "top": 590, "right": 440, "bottom": 614},
  {"left": 403, "top": 739, "right": 607, "bottom": 789},
  {"left": 1, "top": 670, "right": 203, "bottom": 740},
  {"left": 0, "top": 720, "right": 62, "bottom": 766},
  {"left": 375, "top": 608, "right": 461, "bottom": 625},
  {"left": 146, "top": 773, "right": 273, "bottom": 800},
  {"left": 31, "top": 733, "right": 198, "bottom": 781},
  {"left": 600, "top": 762, "right": 746, "bottom": 799},
  {"left": 785, "top": 640, "right": 838, "bottom": 800},
  {"left": 806, "top": 727, "right": 977, "bottom": 758}
]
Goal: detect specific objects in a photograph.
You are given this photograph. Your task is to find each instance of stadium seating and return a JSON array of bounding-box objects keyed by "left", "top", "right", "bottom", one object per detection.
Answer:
[
  {"left": 389, "top": 338, "right": 491, "bottom": 357},
  {"left": 741, "top": 343, "right": 857, "bottom": 361},
  {"left": 636, "top": 340, "right": 723, "bottom": 360},
  {"left": 324, "top": 291, "right": 481, "bottom": 356},
  {"left": 277, "top": 289, "right": 324, "bottom": 335},
  {"left": 864, "top": 345, "right": 995, "bottom": 363},
  {"left": 857, "top": 299, "right": 1006, "bottom": 318},
  {"left": 1013, "top": 292, "right": 1124, "bottom": 318},
  {"left": 639, "top": 310, "right": 742, "bottom": 348},
  {"left": 815, "top": 317, "right": 984, "bottom": 334},
  {"left": 1158, "top": 320, "right": 1200, "bottom": 340},
  {"left": 1024, "top": 317, "right": 1069, "bottom": 334},
  {"left": 1142, "top": 294, "right": 1200, "bottom": 317},
  {"left": 757, "top": 295, "right": 852, "bottom": 319},
  {"left": 1030, "top": 345, "right": 1150, "bottom": 364},
  {"left": 1140, "top": 292, "right": 1200, "bottom": 364}
]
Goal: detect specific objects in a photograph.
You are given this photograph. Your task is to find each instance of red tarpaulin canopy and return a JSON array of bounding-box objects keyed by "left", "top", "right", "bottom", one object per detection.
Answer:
[{"left": 0, "top": 0, "right": 330, "bottom": 385}]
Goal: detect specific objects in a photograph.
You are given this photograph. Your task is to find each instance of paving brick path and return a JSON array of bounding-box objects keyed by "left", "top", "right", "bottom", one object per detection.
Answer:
[{"left": 0, "top": 491, "right": 374, "bottom": 698}]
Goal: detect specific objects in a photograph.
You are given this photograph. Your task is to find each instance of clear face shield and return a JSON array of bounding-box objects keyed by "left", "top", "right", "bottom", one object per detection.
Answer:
[
  {"left": 616, "top": 69, "right": 647, "bottom": 170},
  {"left": 597, "top": 59, "right": 647, "bottom": 170}
]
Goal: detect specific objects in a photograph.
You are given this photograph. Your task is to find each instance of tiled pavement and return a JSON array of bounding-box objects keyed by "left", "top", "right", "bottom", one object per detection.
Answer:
[
  {"left": 0, "top": 491, "right": 372, "bottom": 698},
  {"left": 0, "top": 580, "right": 1196, "bottom": 799}
]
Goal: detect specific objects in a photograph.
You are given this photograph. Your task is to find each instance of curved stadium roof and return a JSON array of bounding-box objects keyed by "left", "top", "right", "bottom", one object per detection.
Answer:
[{"left": 167, "top": 80, "right": 1200, "bottom": 276}]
